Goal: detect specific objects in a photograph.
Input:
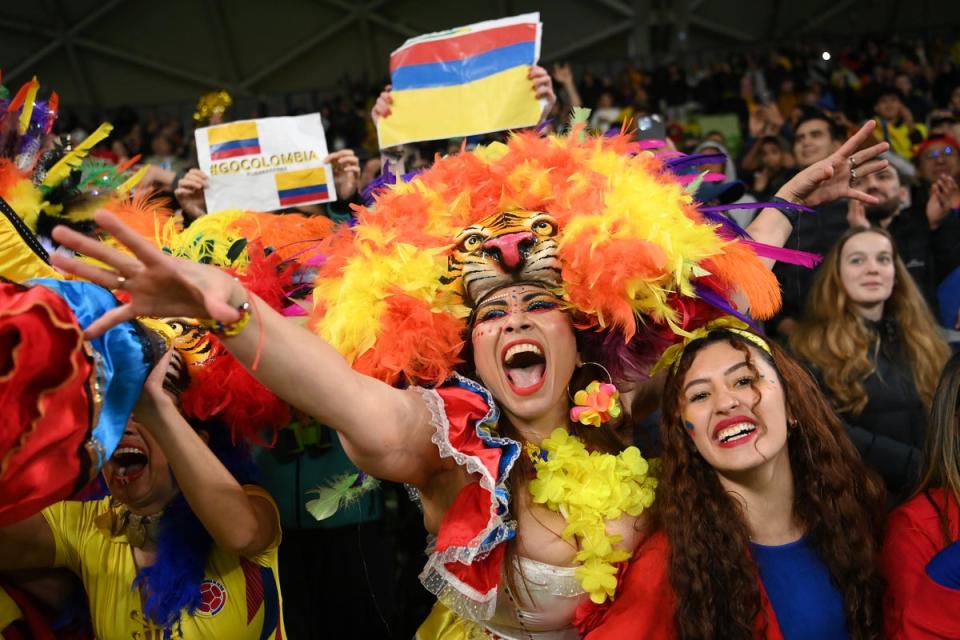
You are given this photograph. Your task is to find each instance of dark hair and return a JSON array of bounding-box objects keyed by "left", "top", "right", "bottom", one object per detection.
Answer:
[
  {"left": 913, "top": 351, "right": 960, "bottom": 546},
  {"left": 874, "top": 85, "right": 905, "bottom": 104},
  {"left": 795, "top": 109, "right": 844, "bottom": 141},
  {"left": 659, "top": 330, "right": 886, "bottom": 640},
  {"left": 759, "top": 135, "right": 786, "bottom": 150}
]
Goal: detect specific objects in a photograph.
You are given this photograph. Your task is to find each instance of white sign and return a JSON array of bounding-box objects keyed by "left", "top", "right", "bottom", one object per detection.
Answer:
[{"left": 195, "top": 114, "right": 337, "bottom": 213}]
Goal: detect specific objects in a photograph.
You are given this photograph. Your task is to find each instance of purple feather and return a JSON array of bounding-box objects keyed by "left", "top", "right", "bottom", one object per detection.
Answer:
[
  {"left": 700, "top": 201, "right": 814, "bottom": 214},
  {"left": 577, "top": 324, "right": 667, "bottom": 385},
  {"left": 535, "top": 118, "right": 555, "bottom": 133},
  {"left": 693, "top": 283, "right": 761, "bottom": 331},
  {"left": 361, "top": 163, "right": 424, "bottom": 205},
  {"left": 664, "top": 153, "right": 725, "bottom": 171},
  {"left": 699, "top": 209, "right": 751, "bottom": 238}
]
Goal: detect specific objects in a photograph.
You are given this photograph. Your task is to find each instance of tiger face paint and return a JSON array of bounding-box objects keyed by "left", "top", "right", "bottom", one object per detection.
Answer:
[{"left": 471, "top": 284, "right": 577, "bottom": 430}]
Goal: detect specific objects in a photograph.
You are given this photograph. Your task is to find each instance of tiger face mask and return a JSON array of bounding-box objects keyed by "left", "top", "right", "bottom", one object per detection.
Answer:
[{"left": 443, "top": 210, "right": 561, "bottom": 305}]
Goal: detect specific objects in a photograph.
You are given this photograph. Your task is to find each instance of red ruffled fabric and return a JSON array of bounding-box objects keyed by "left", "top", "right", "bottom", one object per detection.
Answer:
[
  {"left": 417, "top": 378, "right": 519, "bottom": 620},
  {"left": 0, "top": 281, "right": 93, "bottom": 525}
]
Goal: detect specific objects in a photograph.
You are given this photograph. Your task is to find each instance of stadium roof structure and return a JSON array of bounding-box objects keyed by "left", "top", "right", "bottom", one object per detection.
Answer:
[{"left": 1, "top": 0, "right": 958, "bottom": 110}]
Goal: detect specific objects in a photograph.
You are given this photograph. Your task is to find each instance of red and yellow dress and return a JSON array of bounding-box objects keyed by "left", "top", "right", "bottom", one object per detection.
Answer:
[{"left": 411, "top": 376, "right": 655, "bottom": 640}]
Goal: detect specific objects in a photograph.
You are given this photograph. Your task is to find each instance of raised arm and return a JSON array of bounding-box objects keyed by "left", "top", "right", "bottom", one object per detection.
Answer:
[
  {"left": 49, "top": 215, "right": 441, "bottom": 487},
  {"left": 746, "top": 120, "right": 890, "bottom": 268},
  {"left": 133, "top": 351, "right": 277, "bottom": 556}
]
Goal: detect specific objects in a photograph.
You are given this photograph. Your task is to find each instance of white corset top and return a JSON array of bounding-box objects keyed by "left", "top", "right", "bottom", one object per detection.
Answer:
[{"left": 484, "top": 556, "right": 588, "bottom": 640}]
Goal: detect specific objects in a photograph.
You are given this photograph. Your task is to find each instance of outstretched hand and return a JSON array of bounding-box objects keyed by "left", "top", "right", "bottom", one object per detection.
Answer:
[
  {"left": 777, "top": 120, "right": 889, "bottom": 208},
  {"left": 50, "top": 212, "right": 244, "bottom": 339}
]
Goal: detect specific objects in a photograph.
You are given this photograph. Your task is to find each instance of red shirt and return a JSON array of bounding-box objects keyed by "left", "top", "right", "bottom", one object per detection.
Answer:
[
  {"left": 883, "top": 488, "right": 960, "bottom": 639},
  {"left": 579, "top": 531, "right": 784, "bottom": 639}
]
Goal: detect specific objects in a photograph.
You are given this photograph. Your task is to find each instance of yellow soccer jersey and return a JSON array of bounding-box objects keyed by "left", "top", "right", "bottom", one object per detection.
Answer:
[
  {"left": 0, "top": 587, "right": 23, "bottom": 639},
  {"left": 41, "top": 485, "right": 285, "bottom": 640}
]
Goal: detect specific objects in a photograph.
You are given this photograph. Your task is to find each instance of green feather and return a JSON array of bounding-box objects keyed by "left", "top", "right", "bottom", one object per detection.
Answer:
[
  {"left": 570, "top": 107, "right": 592, "bottom": 142},
  {"left": 684, "top": 170, "right": 708, "bottom": 195},
  {"left": 42, "top": 122, "right": 113, "bottom": 189},
  {"left": 305, "top": 472, "right": 379, "bottom": 521}
]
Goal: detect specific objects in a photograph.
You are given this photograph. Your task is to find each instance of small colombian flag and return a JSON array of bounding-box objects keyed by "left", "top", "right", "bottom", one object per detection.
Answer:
[
  {"left": 208, "top": 121, "right": 261, "bottom": 160},
  {"left": 275, "top": 167, "right": 330, "bottom": 207}
]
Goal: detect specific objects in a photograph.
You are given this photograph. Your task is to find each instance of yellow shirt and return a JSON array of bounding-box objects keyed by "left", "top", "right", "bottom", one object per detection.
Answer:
[
  {"left": 41, "top": 485, "right": 284, "bottom": 640},
  {"left": 874, "top": 117, "right": 927, "bottom": 160},
  {"left": 0, "top": 587, "right": 23, "bottom": 638}
]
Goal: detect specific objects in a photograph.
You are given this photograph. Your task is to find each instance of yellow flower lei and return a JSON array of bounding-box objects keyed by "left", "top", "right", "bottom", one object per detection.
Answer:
[{"left": 526, "top": 428, "right": 659, "bottom": 603}]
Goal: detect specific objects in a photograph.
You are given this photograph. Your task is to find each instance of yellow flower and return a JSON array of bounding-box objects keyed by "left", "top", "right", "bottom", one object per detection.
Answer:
[
  {"left": 525, "top": 427, "right": 660, "bottom": 601},
  {"left": 576, "top": 559, "right": 620, "bottom": 604}
]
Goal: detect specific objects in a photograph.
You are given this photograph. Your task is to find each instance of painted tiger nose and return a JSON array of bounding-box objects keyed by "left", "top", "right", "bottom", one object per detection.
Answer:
[{"left": 483, "top": 232, "right": 535, "bottom": 271}]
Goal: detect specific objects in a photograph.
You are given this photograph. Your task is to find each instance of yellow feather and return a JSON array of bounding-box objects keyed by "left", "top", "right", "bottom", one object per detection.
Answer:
[
  {"left": 17, "top": 78, "right": 39, "bottom": 135},
  {"left": 117, "top": 165, "right": 150, "bottom": 194},
  {"left": 164, "top": 210, "right": 250, "bottom": 269},
  {"left": 42, "top": 122, "right": 113, "bottom": 188}
]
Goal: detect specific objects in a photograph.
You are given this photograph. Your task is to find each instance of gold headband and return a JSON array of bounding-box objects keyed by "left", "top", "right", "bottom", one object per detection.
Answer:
[{"left": 651, "top": 316, "right": 772, "bottom": 376}]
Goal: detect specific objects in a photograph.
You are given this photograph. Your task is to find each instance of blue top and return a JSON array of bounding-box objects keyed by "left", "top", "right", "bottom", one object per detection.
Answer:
[{"left": 750, "top": 538, "right": 847, "bottom": 640}]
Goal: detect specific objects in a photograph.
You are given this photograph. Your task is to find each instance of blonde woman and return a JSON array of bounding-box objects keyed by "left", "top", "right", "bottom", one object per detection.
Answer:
[{"left": 791, "top": 227, "right": 950, "bottom": 500}]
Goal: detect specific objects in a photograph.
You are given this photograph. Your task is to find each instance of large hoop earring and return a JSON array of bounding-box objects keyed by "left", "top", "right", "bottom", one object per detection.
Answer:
[{"left": 569, "top": 362, "right": 622, "bottom": 427}]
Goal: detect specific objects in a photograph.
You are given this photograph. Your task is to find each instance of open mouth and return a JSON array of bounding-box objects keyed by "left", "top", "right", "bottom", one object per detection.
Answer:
[
  {"left": 109, "top": 444, "right": 149, "bottom": 485},
  {"left": 713, "top": 420, "right": 759, "bottom": 448},
  {"left": 501, "top": 341, "right": 547, "bottom": 395}
]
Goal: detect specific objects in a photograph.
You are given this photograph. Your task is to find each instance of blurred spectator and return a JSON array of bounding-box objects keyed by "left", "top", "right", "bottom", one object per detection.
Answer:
[
  {"left": 912, "top": 136, "right": 960, "bottom": 289},
  {"left": 791, "top": 227, "right": 951, "bottom": 501},
  {"left": 915, "top": 135, "right": 960, "bottom": 187},
  {"left": 743, "top": 135, "right": 794, "bottom": 201},
  {"left": 847, "top": 163, "right": 950, "bottom": 311},
  {"left": 769, "top": 110, "right": 850, "bottom": 339},
  {"left": 692, "top": 139, "right": 757, "bottom": 228},
  {"left": 895, "top": 72, "right": 932, "bottom": 124},
  {"left": 588, "top": 90, "right": 622, "bottom": 132},
  {"left": 874, "top": 86, "right": 927, "bottom": 160},
  {"left": 145, "top": 133, "right": 187, "bottom": 174}
]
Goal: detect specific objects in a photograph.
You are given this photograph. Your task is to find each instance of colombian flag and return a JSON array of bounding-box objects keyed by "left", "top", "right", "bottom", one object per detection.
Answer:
[
  {"left": 209, "top": 121, "right": 261, "bottom": 160},
  {"left": 377, "top": 13, "right": 542, "bottom": 148},
  {"left": 275, "top": 167, "right": 330, "bottom": 207}
]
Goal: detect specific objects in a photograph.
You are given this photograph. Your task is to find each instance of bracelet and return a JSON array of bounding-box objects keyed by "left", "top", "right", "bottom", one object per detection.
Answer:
[
  {"left": 770, "top": 196, "right": 801, "bottom": 226},
  {"left": 200, "top": 299, "right": 252, "bottom": 337}
]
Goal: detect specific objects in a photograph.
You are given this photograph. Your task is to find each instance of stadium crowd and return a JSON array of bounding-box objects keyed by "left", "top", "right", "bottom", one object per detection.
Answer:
[{"left": 1, "top": 29, "right": 960, "bottom": 640}]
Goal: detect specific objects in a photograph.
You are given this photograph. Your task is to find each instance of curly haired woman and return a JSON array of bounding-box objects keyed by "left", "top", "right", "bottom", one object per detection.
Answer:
[
  {"left": 791, "top": 227, "right": 950, "bottom": 500},
  {"left": 580, "top": 325, "right": 887, "bottom": 640}
]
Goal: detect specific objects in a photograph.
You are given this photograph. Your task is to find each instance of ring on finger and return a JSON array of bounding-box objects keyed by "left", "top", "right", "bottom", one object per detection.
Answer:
[
  {"left": 849, "top": 155, "right": 857, "bottom": 169},
  {"left": 115, "top": 275, "right": 127, "bottom": 290},
  {"left": 849, "top": 167, "right": 858, "bottom": 181}
]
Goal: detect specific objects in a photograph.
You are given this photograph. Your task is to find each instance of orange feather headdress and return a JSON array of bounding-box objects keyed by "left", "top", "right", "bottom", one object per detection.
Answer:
[{"left": 310, "top": 127, "right": 811, "bottom": 386}]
